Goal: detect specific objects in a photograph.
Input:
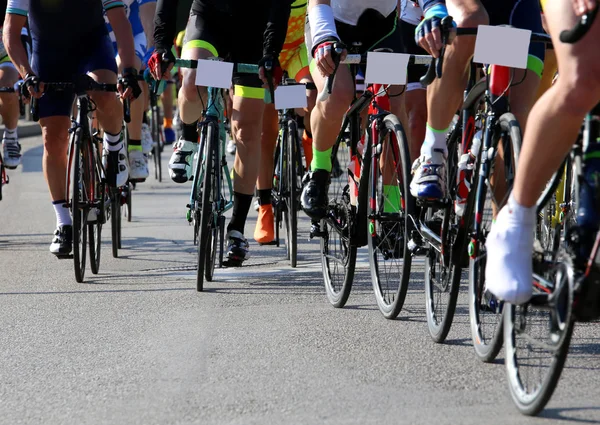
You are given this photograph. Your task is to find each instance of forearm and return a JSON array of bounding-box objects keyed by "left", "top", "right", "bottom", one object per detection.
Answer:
[
  {"left": 3, "top": 15, "right": 31, "bottom": 77},
  {"left": 108, "top": 10, "right": 137, "bottom": 70},
  {"left": 154, "top": 0, "right": 178, "bottom": 50},
  {"left": 140, "top": 2, "right": 156, "bottom": 49},
  {"left": 264, "top": 0, "right": 291, "bottom": 56}
]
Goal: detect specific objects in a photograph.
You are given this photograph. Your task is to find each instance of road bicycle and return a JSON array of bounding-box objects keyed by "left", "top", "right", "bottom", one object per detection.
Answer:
[
  {"left": 271, "top": 75, "right": 316, "bottom": 267},
  {"left": 149, "top": 85, "right": 164, "bottom": 182},
  {"left": 175, "top": 58, "right": 260, "bottom": 291},
  {"left": 310, "top": 48, "right": 430, "bottom": 313},
  {"left": 31, "top": 75, "right": 130, "bottom": 282},
  {"left": 502, "top": 9, "right": 600, "bottom": 415}
]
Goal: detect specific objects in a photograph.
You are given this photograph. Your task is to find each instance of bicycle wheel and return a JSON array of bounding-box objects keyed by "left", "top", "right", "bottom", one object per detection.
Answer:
[
  {"left": 424, "top": 128, "right": 463, "bottom": 343},
  {"left": 205, "top": 137, "right": 221, "bottom": 282},
  {"left": 69, "top": 135, "right": 88, "bottom": 283},
  {"left": 126, "top": 182, "right": 132, "bottom": 222},
  {"left": 196, "top": 122, "right": 218, "bottom": 291},
  {"left": 152, "top": 104, "right": 162, "bottom": 182},
  {"left": 111, "top": 190, "right": 121, "bottom": 258},
  {"left": 321, "top": 137, "right": 357, "bottom": 308},
  {"left": 284, "top": 119, "right": 299, "bottom": 267},
  {"left": 504, "top": 250, "right": 575, "bottom": 416},
  {"left": 469, "top": 113, "right": 522, "bottom": 362},
  {"left": 88, "top": 146, "right": 104, "bottom": 275},
  {"left": 368, "top": 114, "right": 414, "bottom": 319},
  {"left": 0, "top": 154, "right": 4, "bottom": 201}
]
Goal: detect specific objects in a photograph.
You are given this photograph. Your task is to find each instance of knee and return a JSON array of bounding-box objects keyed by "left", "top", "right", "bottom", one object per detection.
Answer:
[
  {"left": 42, "top": 125, "right": 69, "bottom": 156},
  {"left": 556, "top": 69, "right": 600, "bottom": 116},
  {"left": 233, "top": 117, "right": 261, "bottom": 149},
  {"left": 94, "top": 93, "right": 119, "bottom": 113},
  {"left": 181, "top": 70, "right": 200, "bottom": 101},
  {"left": 315, "top": 86, "right": 353, "bottom": 122}
]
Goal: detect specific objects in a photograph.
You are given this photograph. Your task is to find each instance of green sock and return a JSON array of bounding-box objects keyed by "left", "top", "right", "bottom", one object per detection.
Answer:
[
  {"left": 383, "top": 185, "right": 402, "bottom": 213},
  {"left": 311, "top": 147, "right": 332, "bottom": 172}
]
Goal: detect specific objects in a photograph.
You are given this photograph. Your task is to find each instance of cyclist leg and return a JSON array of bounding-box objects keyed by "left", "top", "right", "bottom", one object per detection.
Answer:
[
  {"left": 486, "top": 0, "right": 600, "bottom": 304},
  {"left": 0, "top": 62, "right": 22, "bottom": 169},
  {"left": 411, "top": 0, "right": 488, "bottom": 200}
]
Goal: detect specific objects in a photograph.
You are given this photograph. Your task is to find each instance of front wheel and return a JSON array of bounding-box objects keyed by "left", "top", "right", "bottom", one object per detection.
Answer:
[{"left": 368, "top": 114, "right": 414, "bottom": 319}]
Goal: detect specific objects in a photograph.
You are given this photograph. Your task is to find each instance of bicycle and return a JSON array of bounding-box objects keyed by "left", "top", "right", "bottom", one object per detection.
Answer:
[
  {"left": 175, "top": 58, "right": 261, "bottom": 291},
  {"left": 149, "top": 85, "right": 164, "bottom": 182},
  {"left": 271, "top": 75, "right": 316, "bottom": 267},
  {"left": 310, "top": 48, "right": 430, "bottom": 313},
  {"left": 502, "top": 9, "right": 600, "bottom": 415},
  {"left": 31, "top": 75, "right": 130, "bottom": 282}
]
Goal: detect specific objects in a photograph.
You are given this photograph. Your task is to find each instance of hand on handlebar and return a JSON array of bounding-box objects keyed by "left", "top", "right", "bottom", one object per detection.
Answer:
[
  {"left": 572, "top": 0, "right": 597, "bottom": 16},
  {"left": 313, "top": 39, "right": 347, "bottom": 77},
  {"left": 118, "top": 68, "right": 142, "bottom": 100},
  {"left": 258, "top": 54, "right": 283, "bottom": 91},
  {"left": 23, "top": 73, "right": 44, "bottom": 99},
  {"left": 148, "top": 48, "right": 176, "bottom": 81},
  {"left": 415, "top": 6, "right": 456, "bottom": 58}
]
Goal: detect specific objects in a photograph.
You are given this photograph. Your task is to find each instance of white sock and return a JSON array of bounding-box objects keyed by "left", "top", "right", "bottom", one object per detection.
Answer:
[
  {"left": 3, "top": 127, "right": 17, "bottom": 141},
  {"left": 103, "top": 131, "right": 123, "bottom": 152},
  {"left": 420, "top": 124, "right": 448, "bottom": 157},
  {"left": 485, "top": 194, "right": 536, "bottom": 304},
  {"left": 52, "top": 200, "right": 72, "bottom": 227}
]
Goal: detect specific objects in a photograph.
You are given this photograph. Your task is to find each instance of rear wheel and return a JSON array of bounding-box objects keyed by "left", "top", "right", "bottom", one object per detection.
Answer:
[
  {"left": 368, "top": 114, "right": 414, "bottom": 319},
  {"left": 89, "top": 147, "right": 104, "bottom": 275},
  {"left": 111, "top": 190, "right": 121, "bottom": 258},
  {"left": 284, "top": 119, "right": 299, "bottom": 267},
  {"left": 469, "top": 113, "right": 521, "bottom": 362}
]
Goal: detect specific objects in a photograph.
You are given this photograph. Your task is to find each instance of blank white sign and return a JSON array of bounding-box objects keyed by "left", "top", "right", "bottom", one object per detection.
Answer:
[
  {"left": 194, "top": 59, "right": 234, "bottom": 88},
  {"left": 275, "top": 85, "right": 307, "bottom": 110},
  {"left": 473, "top": 25, "right": 531, "bottom": 69},
  {"left": 365, "top": 52, "right": 410, "bottom": 85}
]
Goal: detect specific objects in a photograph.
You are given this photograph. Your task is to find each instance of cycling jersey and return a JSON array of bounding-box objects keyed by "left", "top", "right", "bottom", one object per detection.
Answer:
[
  {"left": 105, "top": 0, "right": 155, "bottom": 42},
  {"left": 332, "top": 0, "right": 397, "bottom": 26},
  {"left": 7, "top": 0, "right": 123, "bottom": 45},
  {"left": 400, "top": 0, "right": 423, "bottom": 25},
  {"left": 279, "top": 0, "right": 309, "bottom": 81}
]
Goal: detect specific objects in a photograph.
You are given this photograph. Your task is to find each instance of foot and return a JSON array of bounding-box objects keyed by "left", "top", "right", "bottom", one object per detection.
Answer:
[
  {"left": 141, "top": 123, "right": 154, "bottom": 154},
  {"left": 254, "top": 204, "right": 275, "bottom": 244},
  {"left": 223, "top": 230, "right": 249, "bottom": 267},
  {"left": 164, "top": 127, "right": 176, "bottom": 145},
  {"left": 3, "top": 137, "right": 21, "bottom": 169},
  {"left": 410, "top": 149, "right": 447, "bottom": 200},
  {"left": 301, "top": 169, "right": 330, "bottom": 220},
  {"left": 226, "top": 139, "right": 236, "bottom": 155},
  {"left": 50, "top": 225, "right": 73, "bottom": 256},
  {"left": 169, "top": 138, "right": 197, "bottom": 183},
  {"left": 485, "top": 201, "right": 536, "bottom": 304},
  {"left": 128, "top": 150, "right": 149, "bottom": 181},
  {"left": 102, "top": 145, "right": 129, "bottom": 188}
]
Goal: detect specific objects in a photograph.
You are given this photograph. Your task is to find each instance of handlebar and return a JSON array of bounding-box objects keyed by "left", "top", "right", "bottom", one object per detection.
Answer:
[{"left": 560, "top": 7, "right": 598, "bottom": 43}]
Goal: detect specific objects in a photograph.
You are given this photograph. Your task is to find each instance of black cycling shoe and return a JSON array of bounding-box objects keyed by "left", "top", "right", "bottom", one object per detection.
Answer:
[
  {"left": 50, "top": 225, "right": 73, "bottom": 257},
  {"left": 301, "top": 169, "right": 330, "bottom": 220},
  {"left": 223, "top": 230, "right": 249, "bottom": 267}
]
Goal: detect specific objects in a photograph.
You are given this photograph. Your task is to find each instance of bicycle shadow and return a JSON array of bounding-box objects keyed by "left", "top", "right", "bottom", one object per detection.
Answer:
[{"left": 539, "top": 406, "right": 600, "bottom": 423}]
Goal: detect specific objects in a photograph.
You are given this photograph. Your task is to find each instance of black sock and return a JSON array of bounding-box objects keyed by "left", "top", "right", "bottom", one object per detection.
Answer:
[
  {"left": 257, "top": 189, "right": 272, "bottom": 206},
  {"left": 128, "top": 139, "right": 141, "bottom": 150},
  {"left": 227, "top": 192, "right": 253, "bottom": 234},
  {"left": 182, "top": 122, "right": 198, "bottom": 142}
]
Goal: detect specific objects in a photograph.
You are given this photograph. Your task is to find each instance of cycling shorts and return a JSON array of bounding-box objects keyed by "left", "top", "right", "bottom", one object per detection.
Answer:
[
  {"left": 181, "top": 5, "right": 265, "bottom": 99},
  {"left": 400, "top": 20, "right": 427, "bottom": 91},
  {"left": 483, "top": 0, "right": 545, "bottom": 77},
  {"left": 112, "top": 32, "right": 147, "bottom": 63},
  {"left": 31, "top": 33, "right": 118, "bottom": 118},
  {"left": 279, "top": 43, "right": 310, "bottom": 82}
]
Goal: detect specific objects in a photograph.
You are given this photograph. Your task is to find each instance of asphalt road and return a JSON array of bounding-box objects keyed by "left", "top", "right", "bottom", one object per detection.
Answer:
[{"left": 0, "top": 132, "right": 599, "bottom": 425}]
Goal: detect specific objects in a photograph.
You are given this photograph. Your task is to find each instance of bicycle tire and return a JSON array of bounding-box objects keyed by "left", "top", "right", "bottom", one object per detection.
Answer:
[
  {"left": 368, "top": 114, "right": 414, "bottom": 319},
  {"left": 70, "top": 133, "right": 88, "bottom": 283},
  {"left": 152, "top": 104, "right": 163, "bottom": 182},
  {"left": 89, "top": 145, "right": 103, "bottom": 275},
  {"left": 196, "top": 122, "right": 217, "bottom": 291},
  {"left": 504, "top": 250, "right": 575, "bottom": 416},
  {"left": 321, "top": 140, "right": 358, "bottom": 308},
  {"left": 111, "top": 190, "right": 120, "bottom": 258},
  {"left": 205, "top": 130, "right": 221, "bottom": 282},
  {"left": 126, "top": 183, "right": 132, "bottom": 222},
  {"left": 469, "top": 112, "right": 522, "bottom": 362},
  {"left": 424, "top": 127, "right": 464, "bottom": 343},
  {"left": 0, "top": 154, "right": 4, "bottom": 201},
  {"left": 285, "top": 118, "right": 299, "bottom": 267}
]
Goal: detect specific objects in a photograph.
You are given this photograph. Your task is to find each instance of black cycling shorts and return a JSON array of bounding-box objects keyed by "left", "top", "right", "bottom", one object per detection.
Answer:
[{"left": 335, "top": 9, "right": 404, "bottom": 55}]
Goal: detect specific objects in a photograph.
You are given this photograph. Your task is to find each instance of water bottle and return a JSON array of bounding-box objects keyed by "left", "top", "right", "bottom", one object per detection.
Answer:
[{"left": 455, "top": 130, "right": 482, "bottom": 216}]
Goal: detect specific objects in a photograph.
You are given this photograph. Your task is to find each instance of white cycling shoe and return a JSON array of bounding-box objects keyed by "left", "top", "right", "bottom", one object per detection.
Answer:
[
  {"left": 102, "top": 145, "right": 129, "bottom": 188},
  {"left": 129, "top": 150, "right": 149, "bottom": 181},
  {"left": 169, "top": 138, "right": 198, "bottom": 183},
  {"left": 485, "top": 197, "right": 536, "bottom": 305},
  {"left": 410, "top": 149, "right": 447, "bottom": 200}
]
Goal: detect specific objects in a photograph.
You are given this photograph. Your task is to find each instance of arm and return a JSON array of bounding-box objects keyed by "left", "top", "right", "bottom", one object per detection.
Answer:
[
  {"left": 263, "top": 0, "right": 292, "bottom": 57},
  {"left": 154, "top": 0, "right": 178, "bottom": 51},
  {"left": 3, "top": 12, "right": 30, "bottom": 78},
  {"left": 106, "top": 6, "right": 137, "bottom": 70},
  {"left": 139, "top": 0, "right": 156, "bottom": 49}
]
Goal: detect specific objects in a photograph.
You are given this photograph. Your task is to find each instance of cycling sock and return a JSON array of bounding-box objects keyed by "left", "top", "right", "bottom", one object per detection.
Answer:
[
  {"left": 163, "top": 117, "right": 173, "bottom": 129},
  {"left": 52, "top": 200, "right": 72, "bottom": 227},
  {"left": 104, "top": 131, "right": 123, "bottom": 152},
  {"left": 420, "top": 124, "right": 448, "bottom": 157},
  {"left": 227, "top": 192, "right": 253, "bottom": 234},
  {"left": 128, "top": 139, "right": 142, "bottom": 152},
  {"left": 383, "top": 185, "right": 401, "bottom": 213},
  {"left": 311, "top": 146, "right": 332, "bottom": 172},
  {"left": 3, "top": 127, "right": 17, "bottom": 140},
  {"left": 182, "top": 122, "right": 198, "bottom": 142},
  {"left": 257, "top": 189, "right": 272, "bottom": 206}
]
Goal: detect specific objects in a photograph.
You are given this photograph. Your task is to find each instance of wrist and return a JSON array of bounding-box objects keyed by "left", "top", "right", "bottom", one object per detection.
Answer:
[{"left": 424, "top": 3, "right": 449, "bottom": 19}]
